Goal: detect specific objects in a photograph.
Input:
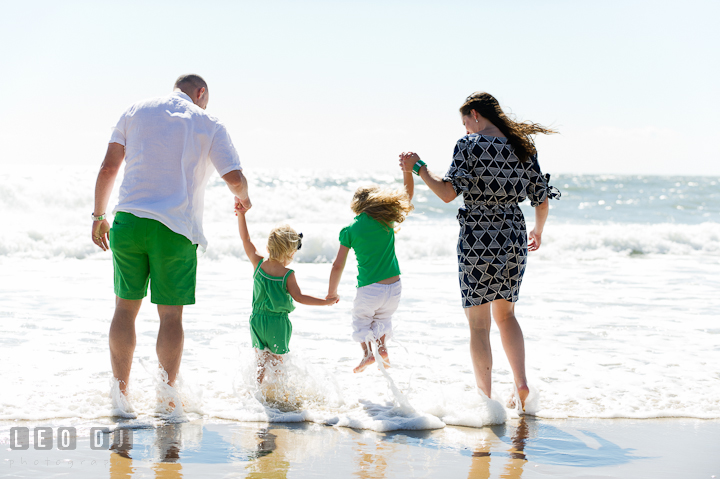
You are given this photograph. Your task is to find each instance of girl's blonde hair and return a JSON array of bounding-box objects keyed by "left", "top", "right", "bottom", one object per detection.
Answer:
[
  {"left": 351, "top": 185, "right": 414, "bottom": 227},
  {"left": 267, "top": 225, "right": 301, "bottom": 263}
]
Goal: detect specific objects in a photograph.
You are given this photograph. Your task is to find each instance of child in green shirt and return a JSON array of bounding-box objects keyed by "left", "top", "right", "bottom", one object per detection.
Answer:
[
  {"left": 235, "top": 198, "right": 338, "bottom": 383},
  {"left": 327, "top": 170, "right": 414, "bottom": 373}
]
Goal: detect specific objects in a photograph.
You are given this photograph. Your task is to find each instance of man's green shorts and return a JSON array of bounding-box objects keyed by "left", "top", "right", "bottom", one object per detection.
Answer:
[
  {"left": 250, "top": 312, "right": 292, "bottom": 354},
  {"left": 109, "top": 212, "right": 197, "bottom": 305}
]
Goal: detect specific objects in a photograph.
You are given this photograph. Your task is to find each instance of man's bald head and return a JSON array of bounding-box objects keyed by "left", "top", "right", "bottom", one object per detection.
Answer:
[{"left": 174, "top": 74, "right": 209, "bottom": 109}]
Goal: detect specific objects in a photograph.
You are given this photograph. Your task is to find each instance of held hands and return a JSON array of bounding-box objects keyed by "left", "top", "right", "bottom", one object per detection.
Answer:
[
  {"left": 234, "top": 195, "right": 252, "bottom": 215},
  {"left": 234, "top": 196, "right": 250, "bottom": 216},
  {"left": 91, "top": 219, "right": 110, "bottom": 251},
  {"left": 399, "top": 152, "right": 420, "bottom": 173},
  {"left": 528, "top": 228, "right": 542, "bottom": 251},
  {"left": 325, "top": 293, "right": 340, "bottom": 305}
]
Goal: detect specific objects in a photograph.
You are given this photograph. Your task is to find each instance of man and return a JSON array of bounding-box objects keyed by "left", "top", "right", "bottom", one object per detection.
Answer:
[{"left": 91, "top": 74, "right": 250, "bottom": 414}]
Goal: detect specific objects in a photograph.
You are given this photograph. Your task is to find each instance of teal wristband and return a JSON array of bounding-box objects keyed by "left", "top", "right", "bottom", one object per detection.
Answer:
[{"left": 412, "top": 159, "right": 426, "bottom": 176}]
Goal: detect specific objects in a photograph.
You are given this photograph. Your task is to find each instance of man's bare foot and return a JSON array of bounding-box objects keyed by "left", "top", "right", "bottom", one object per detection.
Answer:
[
  {"left": 353, "top": 354, "right": 375, "bottom": 373},
  {"left": 110, "top": 380, "right": 137, "bottom": 418},
  {"left": 158, "top": 397, "right": 186, "bottom": 415}
]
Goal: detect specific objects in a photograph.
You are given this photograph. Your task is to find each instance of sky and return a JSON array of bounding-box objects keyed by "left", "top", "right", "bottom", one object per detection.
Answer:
[{"left": 1, "top": 0, "right": 718, "bottom": 175}]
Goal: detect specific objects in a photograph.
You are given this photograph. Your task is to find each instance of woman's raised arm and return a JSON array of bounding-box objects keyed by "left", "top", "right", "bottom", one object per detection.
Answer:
[{"left": 399, "top": 152, "right": 457, "bottom": 203}]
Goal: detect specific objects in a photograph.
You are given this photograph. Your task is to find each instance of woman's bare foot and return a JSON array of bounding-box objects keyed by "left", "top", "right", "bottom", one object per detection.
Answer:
[
  {"left": 507, "top": 384, "right": 530, "bottom": 411},
  {"left": 517, "top": 385, "right": 529, "bottom": 410},
  {"left": 353, "top": 354, "right": 375, "bottom": 373}
]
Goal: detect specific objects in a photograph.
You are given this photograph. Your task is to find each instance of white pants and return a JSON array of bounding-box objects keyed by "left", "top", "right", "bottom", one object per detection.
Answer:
[{"left": 351, "top": 280, "right": 401, "bottom": 343}]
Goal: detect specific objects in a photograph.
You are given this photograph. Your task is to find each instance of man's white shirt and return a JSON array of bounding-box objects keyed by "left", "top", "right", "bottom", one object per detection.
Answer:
[{"left": 109, "top": 91, "right": 242, "bottom": 250}]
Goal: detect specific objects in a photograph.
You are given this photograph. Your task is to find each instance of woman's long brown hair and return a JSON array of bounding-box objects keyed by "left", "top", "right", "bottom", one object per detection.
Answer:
[{"left": 460, "top": 92, "right": 557, "bottom": 163}]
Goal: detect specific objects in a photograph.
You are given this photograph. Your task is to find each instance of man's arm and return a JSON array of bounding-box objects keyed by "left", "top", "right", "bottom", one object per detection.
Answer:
[
  {"left": 92, "top": 142, "right": 125, "bottom": 251},
  {"left": 222, "top": 170, "right": 252, "bottom": 210}
]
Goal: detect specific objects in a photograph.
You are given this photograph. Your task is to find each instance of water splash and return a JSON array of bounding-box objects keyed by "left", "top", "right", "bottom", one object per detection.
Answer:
[
  {"left": 370, "top": 340, "right": 415, "bottom": 414},
  {"left": 506, "top": 384, "right": 541, "bottom": 418},
  {"left": 233, "top": 352, "right": 344, "bottom": 418},
  {"left": 138, "top": 359, "right": 203, "bottom": 423},
  {"left": 109, "top": 378, "right": 137, "bottom": 419}
]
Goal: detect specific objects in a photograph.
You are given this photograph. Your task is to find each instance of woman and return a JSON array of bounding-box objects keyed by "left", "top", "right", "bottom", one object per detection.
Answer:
[{"left": 399, "top": 92, "right": 559, "bottom": 411}]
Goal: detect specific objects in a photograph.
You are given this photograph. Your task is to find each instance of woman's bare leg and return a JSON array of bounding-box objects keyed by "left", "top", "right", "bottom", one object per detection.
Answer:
[
  {"left": 465, "top": 304, "right": 493, "bottom": 397},
  {"left": 492, "top": 299, "right": 529, "bottom": 409}
]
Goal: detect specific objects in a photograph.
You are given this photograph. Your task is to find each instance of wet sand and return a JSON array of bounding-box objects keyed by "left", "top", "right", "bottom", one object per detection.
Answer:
[{"left": 2, "top": 418, "right": 718, "bottom": 478}]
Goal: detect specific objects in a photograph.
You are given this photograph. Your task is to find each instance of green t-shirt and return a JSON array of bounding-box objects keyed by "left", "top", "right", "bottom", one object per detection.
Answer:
[{"left": 339, "top": 212, "right": 401, "bottom": 288}]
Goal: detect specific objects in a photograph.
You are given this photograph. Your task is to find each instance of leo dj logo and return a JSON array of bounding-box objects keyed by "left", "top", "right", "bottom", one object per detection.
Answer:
[{"left": 9, "top": 427, "right": 132, "bottom": 450}]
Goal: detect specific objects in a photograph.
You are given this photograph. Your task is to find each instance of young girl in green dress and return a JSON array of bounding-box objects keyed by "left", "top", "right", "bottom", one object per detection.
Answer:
[
  {"left": 327, "top": 171, "right": 414, "bottom": 373},
  {"left": 235, "top": 199, "right": 338, "bottom": 383}
]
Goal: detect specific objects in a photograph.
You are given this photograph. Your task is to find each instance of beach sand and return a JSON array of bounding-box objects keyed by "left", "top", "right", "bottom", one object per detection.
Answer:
[{"left": 2, "top": 417, "right": 718, "bottom": 478}]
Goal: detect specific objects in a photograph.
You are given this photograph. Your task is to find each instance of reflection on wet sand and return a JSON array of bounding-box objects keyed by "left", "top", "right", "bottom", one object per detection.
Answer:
[
  {"left": 354, "top": 433, "right": 391, "bottom": 479},
  {"left": 468, "top": 417, "right": 529, "bottom": 479},
  {"left": 109, "top": 452, "right": 133, "bottom": 479},
  {"left": 500, "top": 417, "right": 529, "bottom": 478},
  {"left": 468, "top": 447, "right": 490, "bottom": 479},
  {"left": 100, "top": 416, "right": 640, "bottom": 478},
  {"left": 109, "top": 427, "right": 135, "bottom": 479},
  {"left": 151, "top": 424, "right": 183, "bottom": 478},
  {"left": 109, "top": 423, "right": 185, "bottom": 478},
  {"left": 245, "top": 428, "right": 290, "bottom": 479},
  {"left": 517, "top": 419, "right": 640, "bottom": 467},
  {"left": 108, "top": 422, "right": 296, "bottom": 478}
]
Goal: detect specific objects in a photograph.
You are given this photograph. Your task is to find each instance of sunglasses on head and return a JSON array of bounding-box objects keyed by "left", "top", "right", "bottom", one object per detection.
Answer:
[{"left": 297, "top": 232, "right": 303, "bottom": 251}]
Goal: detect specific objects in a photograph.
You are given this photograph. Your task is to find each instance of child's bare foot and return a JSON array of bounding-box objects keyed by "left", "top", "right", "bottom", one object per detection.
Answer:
[
  {"left": 353, "top": 354, "right": 375, "bottom": 373},
  {"left": 378, "top": 346, "right": 391, "bottom": 369}
]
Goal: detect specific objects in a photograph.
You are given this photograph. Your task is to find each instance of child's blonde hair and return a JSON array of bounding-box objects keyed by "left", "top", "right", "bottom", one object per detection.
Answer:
[
  {"left": 267, "top": 225, "right": 301, "bottom": 264},
  {"left": 351, "top": 185, "right": 414, "bottom": 227}
]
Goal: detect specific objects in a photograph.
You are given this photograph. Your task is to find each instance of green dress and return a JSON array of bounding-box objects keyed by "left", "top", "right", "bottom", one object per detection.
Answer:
[{"left": 249, "top": 259, "right": 295, "bottom": 354}]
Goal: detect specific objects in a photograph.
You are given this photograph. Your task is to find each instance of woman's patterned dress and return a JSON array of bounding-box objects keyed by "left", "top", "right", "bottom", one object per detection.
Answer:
[{"left": 443, "top": 134, "right": 560, "bottom": 307}]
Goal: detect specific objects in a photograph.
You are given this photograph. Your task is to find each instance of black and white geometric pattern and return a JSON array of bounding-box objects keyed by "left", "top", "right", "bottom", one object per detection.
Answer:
[{"left": 444, "top": 134, "right": 560, "bottom": 307}]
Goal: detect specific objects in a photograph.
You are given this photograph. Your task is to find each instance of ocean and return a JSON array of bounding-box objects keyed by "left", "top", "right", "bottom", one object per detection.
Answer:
[{"left": 0, "top": 166, "right": 718, "bottom": 433}]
